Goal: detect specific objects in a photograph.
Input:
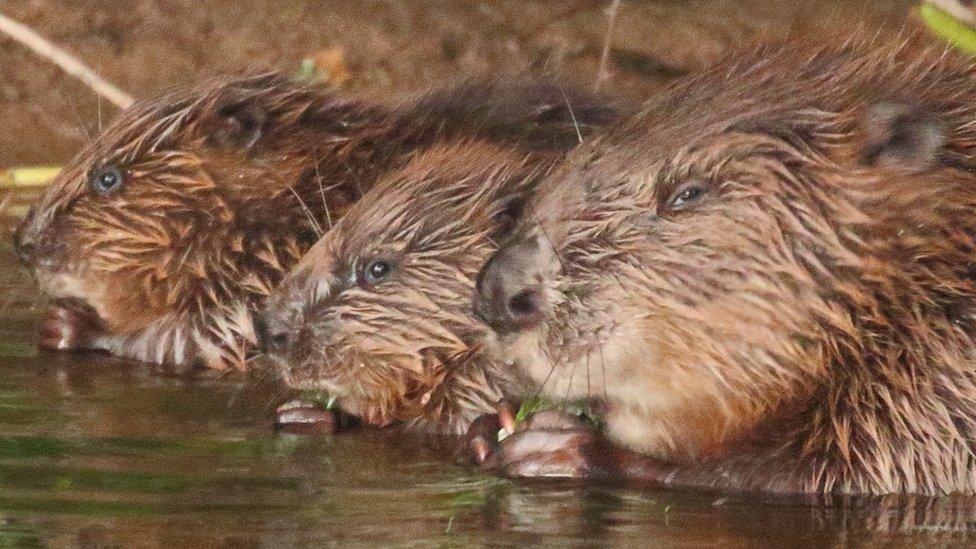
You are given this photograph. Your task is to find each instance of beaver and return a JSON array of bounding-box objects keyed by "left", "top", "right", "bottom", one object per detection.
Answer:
[
  {"left": 13, "top": 72, "right": 616, "bottom": 373},
  {"left": 472, "top": 40, "right": 976, "bottom": 495},
  {"left": 257, "top": 141, "right": 555, "bottom": 434}
]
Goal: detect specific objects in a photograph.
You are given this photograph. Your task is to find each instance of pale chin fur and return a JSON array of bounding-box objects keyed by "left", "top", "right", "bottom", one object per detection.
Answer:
[
  {"left": 91, "top": 318, "right": 193, "bottom": 366},
  {"left": 493, "top": 303, "right": 721, "bottom": 460},
  {"left": 489, "top": 294, "right": 622, "bottom": 401},
  {"left": 489, "top": 329, "right": 563, "bottom": 394},
  {"left": 36, "top": 271, "right": 110, "bottom": 319},
  {"left": 89, "top": 301, "right": 257, "bottom": 371}
]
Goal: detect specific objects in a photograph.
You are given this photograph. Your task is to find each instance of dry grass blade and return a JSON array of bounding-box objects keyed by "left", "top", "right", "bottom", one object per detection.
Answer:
[{"left": 0, "top": 167, "right": 61, "bottom": 189}]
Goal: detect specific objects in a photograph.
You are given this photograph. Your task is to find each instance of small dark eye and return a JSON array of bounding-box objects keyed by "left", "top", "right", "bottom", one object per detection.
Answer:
[
  {"left": 363, "top": 259, "right": 393, "bottom": 285},
  {"left": 88, "top": 165, "right": 125, "bottom": 196},
  {"left": 665, "top": 182, "right": 707, "bottom": 212}
]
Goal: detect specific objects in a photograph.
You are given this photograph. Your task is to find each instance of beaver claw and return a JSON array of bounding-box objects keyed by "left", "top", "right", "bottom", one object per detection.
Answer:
[
  {"left": 466, "top": 403, "right": 606, "bottom": 479},
  {"left": 466, "top": 405, "right": 680, "bottom": 485},
  {"left": 274, "top": 399, "right": 355, "bottom": 435},
  {"left": 39, "top": 305, "right": 102, "bottom": 351},
  {"left": 486, "top": 424, "right": 601, "bottom": 478}
]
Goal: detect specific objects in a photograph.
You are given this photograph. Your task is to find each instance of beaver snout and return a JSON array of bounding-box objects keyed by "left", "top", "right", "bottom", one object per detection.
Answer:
[
  {"left": 13, "top": 206, "right": 39, "bottom": 265},
  {"left": 254, "top": 309, "right": 293, "bottom": 356},
  {"left": 474, "top": 230, "right": 552, "bottom": 334}
]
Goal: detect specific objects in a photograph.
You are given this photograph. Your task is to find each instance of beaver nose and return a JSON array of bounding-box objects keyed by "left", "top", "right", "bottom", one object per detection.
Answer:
[
  {"left": 474, "top": 236, "right": 547, "bottom": 334},
  {"left": 254, "top": 310, "right": 292, "bottom": 355},
  {"left": 13, "top": 209, "right": 38, "bottom": 266}
]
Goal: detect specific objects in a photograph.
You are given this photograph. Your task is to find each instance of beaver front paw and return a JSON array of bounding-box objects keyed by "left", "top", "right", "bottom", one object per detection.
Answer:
[
  {"left": 465, "top": 401, "right": 607, "bottom": 479},
  {"left": 465, "top": 402, "right": 677, "bottom": 483},
  {"left": 39, "top": 305, "right": 103, "bottom": 351},
  {"left": 487, "top": 415, "right": 602, "bottom": 478},
  {"left": 274, "top": 399, "right": 363, "bottom": 435}
]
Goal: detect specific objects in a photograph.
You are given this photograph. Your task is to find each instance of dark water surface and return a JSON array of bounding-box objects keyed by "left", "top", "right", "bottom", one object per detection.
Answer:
[{"left": 1, "top": 191, "right": 975, "bottom": 547}]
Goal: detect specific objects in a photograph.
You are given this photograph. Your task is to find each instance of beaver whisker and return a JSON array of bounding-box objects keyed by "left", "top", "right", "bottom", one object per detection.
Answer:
[
  {"left": 314, "top": 165, "right": 333, "bottom": 230},
  {"left": 287, "top": 185, "right": 323, "bottom": 238},
  {"left": 484, "top": 233, "right": 499, "bottom": 249},
  {"left": 57, "top": 88, "right": 93, "bottom": 142},
  {"left": 321, "top": 346, "right": 337, "bottom": 374},
  {"left": 96, "top": 93, "right": 103, "bottom": 134},
  {"left": 528, "top": 351, "right": 559, "bottom": 405},
  {"left": 222, "top": 376, "right": 250, "bottom": 409},
  {"left": 556, "top": 84, "right": 583, "bottom": 145},
  {"left": 538, "top": 224, "right": 565, "bottom": 272},
  {"left": 562, "top": 337, "right": 581, "bottom": 405},
  {"left": 585, "top": 342, "right": 592, "bottom": 403},
  {"left": 598, "top": 341, "right": 609, "bottom": 402},
  {"left": 237, "top": 370, "right": 295, "bottom": 412}
]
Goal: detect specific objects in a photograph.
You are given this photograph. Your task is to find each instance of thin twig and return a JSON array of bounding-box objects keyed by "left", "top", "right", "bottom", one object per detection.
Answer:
[
  {"left": 0, "top": 11, "right": 134, "bottom": 108},
  {"left": 595, "top": 0, "right": 622, "bottom": 92}
]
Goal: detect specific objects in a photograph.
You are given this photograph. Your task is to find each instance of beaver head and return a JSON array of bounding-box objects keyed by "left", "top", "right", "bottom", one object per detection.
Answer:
[
  {"left": 14, "top": 73, "right": 355, "bottom": 368},
  {"left": 14, "top": 74, "right": 617, "bottom": 372},
  {"left": 259, "top": 142, "right": 541, "bottom": 433},
  {"left": 475, "top": 42, "right": 976, "bottom": 493}
]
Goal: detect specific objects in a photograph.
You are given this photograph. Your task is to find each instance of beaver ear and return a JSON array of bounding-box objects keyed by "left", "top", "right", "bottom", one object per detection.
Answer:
[
  {"left": 860, "top": 102, "right": 946, "bottom": 171},
  {"left": 208, "top": 101, "right": 268, "bottom": 151},
  {"left": 491, "top": 196, "right": 527, "bottom": 241}
]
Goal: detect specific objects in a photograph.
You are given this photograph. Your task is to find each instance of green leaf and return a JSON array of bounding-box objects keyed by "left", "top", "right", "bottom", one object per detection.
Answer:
[
  {"left": 921, "top": 3, "right": 976, "bottom": 56},
  {"left": 299, "top": 391, "right": 337, "bottom": 410},
  {"left": 296, "top": 58, "right": 317, "bottom": 81}
]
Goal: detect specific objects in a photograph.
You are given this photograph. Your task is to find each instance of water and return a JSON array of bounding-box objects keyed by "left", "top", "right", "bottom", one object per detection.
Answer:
[{"left": 1, "top": 190, "right": 975, "bottom": 547}]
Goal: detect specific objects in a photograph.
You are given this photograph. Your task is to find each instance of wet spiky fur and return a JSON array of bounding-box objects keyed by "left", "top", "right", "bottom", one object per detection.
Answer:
[
  {"left": 481, "top": 40, "right": 976, "bottom": 495},
  {"left": 16, "top": 72, "right": 616, "bottom": 372},
  {"left": 263, "top": 142, "right": 548, "bottom": 434}
]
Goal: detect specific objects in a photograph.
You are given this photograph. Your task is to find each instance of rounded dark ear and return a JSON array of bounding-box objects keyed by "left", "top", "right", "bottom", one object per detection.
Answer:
[
  {"left": 860, "top": 102, "right": 946, "bottom": 172},
  {"left": 491, "top": 195, "right": 527, "bottom": 241},
  {"left": 208, "top": 100, "right": 268, "bottom": 151}
]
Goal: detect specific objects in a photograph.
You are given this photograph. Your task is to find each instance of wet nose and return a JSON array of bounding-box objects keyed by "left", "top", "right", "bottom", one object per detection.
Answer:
[
  {"left": 13, "top": 208, "right": 38, "bottom": 266},
  {"left": 474, "top": 236, "right": 546, "bottom": 334},
  {"left": 254, "top": 309, "right": 293, "bottom": 355}
]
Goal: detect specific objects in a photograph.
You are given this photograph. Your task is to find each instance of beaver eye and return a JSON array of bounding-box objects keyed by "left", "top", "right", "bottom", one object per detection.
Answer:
[
  {"left": 88, "top": 165, "right": 125, "bottom": 196},
  {"left": 664, "top": 181, "right": 708, "bottom": 212},
  {"left": 363, "top": 259, "right": 393, "bottom": 285}
]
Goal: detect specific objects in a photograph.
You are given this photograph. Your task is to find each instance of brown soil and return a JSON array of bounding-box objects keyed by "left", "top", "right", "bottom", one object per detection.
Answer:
[{"left": 0, "top": 0, "right": 916, "bottom": 167}]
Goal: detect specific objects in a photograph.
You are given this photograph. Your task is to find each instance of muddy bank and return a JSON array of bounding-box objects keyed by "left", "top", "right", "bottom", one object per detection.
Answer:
[{"left": 1, "top": 0, "right": 916, "bottom": 167}]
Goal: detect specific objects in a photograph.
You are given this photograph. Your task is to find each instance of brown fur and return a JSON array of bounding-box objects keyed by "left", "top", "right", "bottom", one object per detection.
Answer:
[
  {"left": 260, "top": 142, "right": 551, "bottom": 434},
  {"left": 14, "top": 72, "right": 616, "bottom": 372},
  {"left": 475, "top": 40, "right": 976, "bottom": 495}
]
